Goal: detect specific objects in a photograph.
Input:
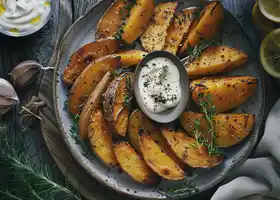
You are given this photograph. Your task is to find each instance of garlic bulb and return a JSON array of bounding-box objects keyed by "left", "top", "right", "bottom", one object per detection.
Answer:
[
  {"left": 0, "top": 79, "right": 20, "bottom": 115},
  {"left": 10, "top": 60, "right": 42, "bottom": 88}
]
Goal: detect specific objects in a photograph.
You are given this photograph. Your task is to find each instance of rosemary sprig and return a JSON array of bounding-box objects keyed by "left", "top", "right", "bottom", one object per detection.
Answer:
[{"left": 0, "top": 123, "right": 82, "bottom": 200}]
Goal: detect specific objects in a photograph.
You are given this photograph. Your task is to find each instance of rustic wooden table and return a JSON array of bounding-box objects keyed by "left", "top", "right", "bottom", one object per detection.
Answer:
[{"left": 0, "top": 0, "right": 279, "bottom": 199}]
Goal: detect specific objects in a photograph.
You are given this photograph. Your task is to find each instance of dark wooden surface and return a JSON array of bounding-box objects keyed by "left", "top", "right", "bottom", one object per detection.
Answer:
[{"left": 0, "top": 0, "right": 279, "bottom": 199}]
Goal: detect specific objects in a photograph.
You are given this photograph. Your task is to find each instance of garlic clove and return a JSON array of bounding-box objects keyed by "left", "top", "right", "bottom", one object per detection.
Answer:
[
  {"left": 10, "top": 60, "right": 41, "bottom": 88},
  {"left": 0, "top": 78, "right": 19, "bottom": 115}
]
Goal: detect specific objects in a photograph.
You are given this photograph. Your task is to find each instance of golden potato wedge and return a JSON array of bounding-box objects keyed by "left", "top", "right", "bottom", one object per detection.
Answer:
[
  {"left": 187, "top": 46, "right": 248, "bottom": 78},
  {"left": 79, "top": 72, "right": 112, "bottom": 139},
  {"left": 88, "top": 109, "right": 118, "bottom": 166},
  {"left": 122, "top": 0, "right": 155, "bottom": 44},
  {"left": 179, "top": 1, "right": 224, "bottom": 55},
  {"left": 139, "top": 131, "right": 185, "bottom": 180},
  {"left": 141, "top": 2, "right": 177, "bottom": 52},
  {"left": 163, "top": 7, "right": 196, "bottom": 54},
  {"left": 103, "top": 72, "right": 134, "bottom": 136},
  {"left": 180, "top": 112, "right": 255, "bottom": 147},
  {"left": 113, "top": 141, "right": 158, "bottom": 184},
  {"left": 96, "top": 0, "right": 132, "bottom": 39},
  {"left": 63, "top": 38, "right": 121, "bottom": 85},
  {"left": 68, "top": 55, "right": 120, "bottom": 115},
  {"left": 162, "top": 128, "right": 224, "bottom": 168},
  {"left": 116, "top": 50, "right": 147, "bottom": 66},
  {"left": 191, "top": 76, "right": 258, "bottom": 113},
  {"left": 128, "top": 110, "right": 186, "bottom": 169}
]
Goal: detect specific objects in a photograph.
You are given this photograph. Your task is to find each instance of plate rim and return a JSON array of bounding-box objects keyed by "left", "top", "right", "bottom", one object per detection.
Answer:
[{"left": 52, "top": 1, "right": 266, "bottom": 199}]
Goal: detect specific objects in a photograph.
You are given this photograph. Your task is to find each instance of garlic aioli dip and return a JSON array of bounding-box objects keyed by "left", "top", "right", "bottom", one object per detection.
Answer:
[
  {"left": 138, "top": 57, "right": 181, "bottom": 113},
  {"left": 0, "top": 0, "right": 51, "bottom": 33}
]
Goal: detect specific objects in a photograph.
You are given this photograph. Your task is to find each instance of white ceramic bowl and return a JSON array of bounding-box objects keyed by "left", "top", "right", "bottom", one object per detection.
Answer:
[{"left": 0, "top": 0, "right": 55, "bottom": 37}]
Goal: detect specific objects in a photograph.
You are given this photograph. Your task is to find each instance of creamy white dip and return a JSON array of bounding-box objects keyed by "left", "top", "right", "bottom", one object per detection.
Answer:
[
  {"left": 0, "top": 0, "right": 51, "bottom": 33},
  {"left": 139, "top": 57, "right": 181, "bottom": 113}
]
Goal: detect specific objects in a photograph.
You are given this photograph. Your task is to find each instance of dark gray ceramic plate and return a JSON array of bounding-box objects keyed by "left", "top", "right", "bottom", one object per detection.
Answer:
[{"left": 53, "top": 0, "right": 265, "bottom": 199}]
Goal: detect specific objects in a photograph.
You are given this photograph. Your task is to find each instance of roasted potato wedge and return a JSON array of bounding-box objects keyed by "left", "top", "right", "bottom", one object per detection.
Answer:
[
  {"left": 117, "top": 50, "right": 147, "bottom": 66},
  {"left": 191, "top": 76, "right": 258, "bottom": 113},
  {"left": 187, "top": 46, "right": 248, "bottom": 78},
  {"left": 141, "top": 2, "right": 177, "bottom": 52},
  {"left": 63, "top": 38, "right": 121, "bottom": 85},
  {"left": 88, "top": 109, "right": 118, "bottom": 166},
  {"left": 162, "top": 128, "right": 224, "bottom": 168},
  {"left": 122, "top": 0, "right": 155, "bottom": 44},
  {"left": 180, "top": 112, "right": 256, "bottom": 147},
  {"left": 139, "top": 132, "right": 185, "bottom": 180},
  {"left": 79, "top": 72, "right": 112, "bottom": 139},
  {"left": 103, "top": 72, "right": 135, "bottom": 136},
  {"left": 113, "top": 141, "right": 158, "bottom": 184},
  {"left": 179, "top": 1, "right": 224, "bottom": 55},
  {"left": 96, "top": 0, "right": 132, "bottom": 39},
  {"left": 68, "top": 55, "right": 120, "bottom": 115},
  {"left": 163, "top": 7, "right": 196, "bottom": 54},
  {"left": 128, "top": 110, "right": 186, "bottom": 169}
]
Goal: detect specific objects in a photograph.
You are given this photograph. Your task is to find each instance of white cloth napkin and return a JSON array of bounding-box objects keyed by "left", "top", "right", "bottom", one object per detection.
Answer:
[{"left": 211, "top": 99, "right": 280, "bottom": 200}]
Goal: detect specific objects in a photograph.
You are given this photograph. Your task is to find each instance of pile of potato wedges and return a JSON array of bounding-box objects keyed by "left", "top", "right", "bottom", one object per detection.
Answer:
[{"left": 62, "top": 0, "right": 258, "bottom": 184}]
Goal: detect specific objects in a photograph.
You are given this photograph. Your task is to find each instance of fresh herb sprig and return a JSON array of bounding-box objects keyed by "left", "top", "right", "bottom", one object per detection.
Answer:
[
  {"left": 114, "top": 0, "right": 137, "bottom": 40},
  {"left": 124, "top": 76, "right": 133, "bottom": 107},
  {"left": 158, "top": 182, "right": 199, "bottom": 197},
  {"left": 194, "top": 93, "right": 222, "bottom": 155},
  {"left": 0, "top": 123, "right": 82, "bottom": 200},
  {"left": 182, "top": 38, "right": 222, "bottom": 65},
  {"left": 158, "top": 65, "right": 169, "bottom": 84},
  {"left": 69, "top": 114, "right": 96, "bottom": 160}
]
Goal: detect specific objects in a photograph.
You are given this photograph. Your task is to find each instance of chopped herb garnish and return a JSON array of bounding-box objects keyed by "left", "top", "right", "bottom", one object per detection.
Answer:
[{"left": 158, "top": 182, "right": 199, "bottom": 196}]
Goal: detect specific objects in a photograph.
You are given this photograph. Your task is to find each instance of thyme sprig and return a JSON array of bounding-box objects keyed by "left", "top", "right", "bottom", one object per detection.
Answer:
[
  {"left": 158, "top": 65, "right": 169, "bottom": 84},
  {"left": 69, "top": 114, "right": 96, "bottom": 160},
  {"left": 0, "top": 123, "right": 82, "bottom": 200},
  {"left": 182, "top": 38, "right": 222, "bottom": 65},
  {"left": 194, "top": 93, "right": 222, "bottom": 155},
  {"left": 157, "top": 182, "right": 199, "bottom": 197},
  {"left": 114, "top": 0, "right": 136, "bottom": 40},
  {"left": 124, "top": 76, "right": 133, "bottom": 107}
]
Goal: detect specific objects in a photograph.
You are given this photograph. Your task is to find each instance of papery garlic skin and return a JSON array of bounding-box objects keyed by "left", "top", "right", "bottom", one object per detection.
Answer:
[
  {"left": 0, "top": 78, "right": 19, "bottom": 114},
  {"left": 10, "top": 60, "right": 41, "bottom": 88}
]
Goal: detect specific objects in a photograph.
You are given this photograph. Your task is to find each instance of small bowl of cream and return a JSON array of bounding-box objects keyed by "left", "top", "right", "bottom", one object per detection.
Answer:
[
  {"left": 0, "top": 0, "right": 54, "bottom": 37},
  {"left": 134, "top": 51, "right": 190, "bottom": 123}
]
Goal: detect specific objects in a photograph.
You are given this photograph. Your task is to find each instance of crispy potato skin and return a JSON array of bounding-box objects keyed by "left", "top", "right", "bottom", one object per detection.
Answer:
[
  {"left": 191, "top": 76, "right": 258, "bottom": 113},
  {"left": 113, "top": 141, "right": 158, "bottom": 184},
  {"left": 179, "top": 1, "right": 224, "bottom": 55},
  {"left": 162, "top": 128, "right": 224, "bottom": 168},
  {"left": 180, "top": 112, "right": 256, "bottom": 147},
  {"left": 128, "top": 110, "right": 185, "bottom": 169},
  {"left": 88, "top": 109, "right": 118, "bottom": 166},
  {"left": 141, "top": 2, "right": 177, "bottom": 52},
  {"left": 79, "top": 72, "right": 112, "bottom": 139},
  {"left": 96, "top": 0, "right": 131, "bottom": 39},
  {"left": 116, "top": 50, "right": 147, "bottom": 66},
  {"left": 103, "top": 73, "right": 135, "bottom": 136},
  {"left": 187, "top": 46, "right": 248, "bottom": 78},
  {"left": 68, "top": 55, "right": 120, "bottom": 115},
  {"left": 188, "top": 1, "right": 224, "bottom": 47},
  {"left": 164, "top": 7, "right": 196, "bottom": 54},
  {"left": 63, "top": 38, "right": 121, "bottom": 85},
  {"left": 122, "top": 0, "right": 155, "bottom": 44},
  {"left": 139, "top": 132, "right": 185, "bottom": 180}
]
